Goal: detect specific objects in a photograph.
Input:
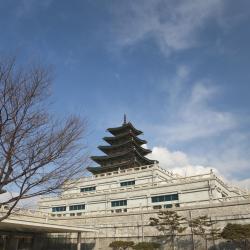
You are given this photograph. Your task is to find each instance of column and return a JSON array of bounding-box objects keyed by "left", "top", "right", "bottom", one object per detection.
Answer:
[
  {"left": 77, "top": 232, "right": 81, "bottom": 250},
  {"left": 6, "top": 235, "right": 19, "bottom": 250}
]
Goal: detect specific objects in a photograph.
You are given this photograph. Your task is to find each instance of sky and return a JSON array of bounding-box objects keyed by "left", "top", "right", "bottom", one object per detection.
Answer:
[{"left": 0, "top": 0, "right": 250, "bottom": 188}]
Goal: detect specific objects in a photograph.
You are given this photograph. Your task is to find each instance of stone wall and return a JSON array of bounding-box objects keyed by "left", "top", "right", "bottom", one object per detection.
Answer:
[{"left": 46, "top": 198, "right": 250, "bottom": 250}]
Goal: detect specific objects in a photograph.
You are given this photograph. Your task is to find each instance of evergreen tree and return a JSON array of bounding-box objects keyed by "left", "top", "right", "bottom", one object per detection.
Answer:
[{"left": 149, "top": 210, "right": 187, "bottom": 250}]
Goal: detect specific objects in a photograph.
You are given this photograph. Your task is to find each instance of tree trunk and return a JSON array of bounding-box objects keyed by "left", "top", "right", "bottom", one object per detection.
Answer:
[{"left": 172, "top": 234, "right": 175, "bottom": 250}]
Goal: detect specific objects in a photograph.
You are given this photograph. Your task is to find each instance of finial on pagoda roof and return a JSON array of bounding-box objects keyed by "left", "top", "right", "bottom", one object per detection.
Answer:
[{"left": 123, "top": 114, "right": 127, "bottom": 125}]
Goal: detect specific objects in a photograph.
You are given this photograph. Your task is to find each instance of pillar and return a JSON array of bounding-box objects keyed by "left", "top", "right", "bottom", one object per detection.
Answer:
[
  {"left": 6, "top": 235, "right": 19, "bottom": 250},
  {"left": 77, "top": 232, "right": 81, "bottom": 250}
]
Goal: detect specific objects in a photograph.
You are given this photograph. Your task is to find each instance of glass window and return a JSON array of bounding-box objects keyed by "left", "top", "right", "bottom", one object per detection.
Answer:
[
  {"left": 80, "top": 186, "right": 96, "bottom": 192},
  {"left": 52, "top": 206, "right": 66, "bottom": 212},
  {"left": 164, "top": 204, "right": 173, "bottom": 208},
  {"left": 151, "top": 194, "right": 179, "bottom": 203},
  {"left": 153, "top": 205, "right": 162, "bottom": 209},
  {"left": 69, "top": 204, "right": 85, "bottom": 211},
  {"left": 111, "top": 200, "right": 127, "bottom": 207},
  {"left": 120, "top": 180, "right": 135, "bottom": 187}
]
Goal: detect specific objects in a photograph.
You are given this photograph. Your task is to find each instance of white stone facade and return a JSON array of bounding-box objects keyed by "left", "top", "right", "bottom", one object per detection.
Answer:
[{"left": 38, "top": 164, "right": 247, "bottom": 218}]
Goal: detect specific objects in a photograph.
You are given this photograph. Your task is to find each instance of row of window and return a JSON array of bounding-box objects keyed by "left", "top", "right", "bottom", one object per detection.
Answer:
[
  {"left": 80, "top": 186, "right": 96, "bottom": 192},
  {"left": 52, "top": 203, "right": 179, "bottom": 217},
  {"left": 52, "top": 194, "right": 179, "bottom": 212},
  {"left": 111, "top": 208, "right": 127, "bottom": 213},
  {"left": 80, "top": 180, "right": 136, "bottom": 193},
  {"left": 111, "top": 200, "right": 127, "bottom": 207},
  {"left": 69, "top": 204, "right": 85, "bottom": 211},
  {"left": 153, "top": 203, "right": 180, "bottom": 209},
  {"left": 52, "top": 206, "right": 66, "bottom": 212},
  {"left": 120, "top": 180, "right": 135, "bottom": 187},
  {"left": 52, "top": 204, "right": 85, "bottom": 212},
  {"left": 151, "top": 194, "right": 179, "bottom": 203}
]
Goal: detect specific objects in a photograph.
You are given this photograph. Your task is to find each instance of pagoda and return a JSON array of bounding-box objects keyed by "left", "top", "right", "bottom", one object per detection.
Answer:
[{"left": 88, "top": 115, "right": 158, "bottom": 174}]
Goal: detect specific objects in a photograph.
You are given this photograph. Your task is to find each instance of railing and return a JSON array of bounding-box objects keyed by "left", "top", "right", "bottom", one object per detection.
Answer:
[
  {"left": 39, "top": 164, "right": 249, "bottom": 205},
  {"left": 40, "top": 173, "right": 230, "bottom": 202}
]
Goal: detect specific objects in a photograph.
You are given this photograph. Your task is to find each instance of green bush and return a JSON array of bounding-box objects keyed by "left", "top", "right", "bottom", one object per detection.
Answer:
[
  {"left": 133, "top": 242, "right": 161, "bottom": 250},
  {"left": 109, "top": 240, "right": 134, "bottom": 250}
]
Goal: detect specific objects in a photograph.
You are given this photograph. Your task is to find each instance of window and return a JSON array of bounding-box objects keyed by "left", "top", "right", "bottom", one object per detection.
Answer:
[
  {"left": 52, "top": 206, "right": 66, "bottom": 212},
  {"left": 120, "top": 180, "right": 135, "bottom": 187},
  {"left": 151, "top": 194, "right": 179, "bottom": 203},
  {"left": 153, "top": 205, "right": 162, "bottom": 209},
  {"left": 164, "top": 204, "right": 173, "bottom": 208},
  {"left": 111, "top": 200, "right": 127, "bottom": 207},
  {"left": 80, "top": 186, "right": 96, "bottom": 192},
  {"left": 69, "top": 204, "right": 85, "bottom": 211}
]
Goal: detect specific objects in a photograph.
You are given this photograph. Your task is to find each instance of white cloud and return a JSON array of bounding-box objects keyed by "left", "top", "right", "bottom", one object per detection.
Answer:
[
  {"left": 111, "top": 0, "right": 223, "bottom": 55},
  {"left": 150, "top": 73, "right": 237, "bottom": 144},
  {"left": 168, "top": 82, "right": 236, "bottom": 142},
  {"left": 149, "top": 146, "right": 217, "bottom": 177},
  {"left": 141, "top": 63, "right": 249, "bottom": 181},
  {"left": 149, "top": 146, "right": 250, "bottom": 190}
]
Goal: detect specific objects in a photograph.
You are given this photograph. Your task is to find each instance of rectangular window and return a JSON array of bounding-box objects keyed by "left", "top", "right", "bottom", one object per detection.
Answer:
[
  {"left": 52, "top": 206, "right": 66, "bottom": 212},
  {"left": 80, "top": 186, "right": 96, "bottom": 192},
  {"left": 151, "top": 194, "right": 179, "bottom": 203},
  {"left": 69, "top": 204, "right": 85, "bottom": 211},
  {"left": 164, "top": 204, "right": 173, "bottom": 208},
  {"left": 153, "top": 205, "right": 162, "bottom": 209},
  {"left": 111, "top": 200, "right": 127, "bottom": 207},
  {"left": 120, "top": 180, "right": 135, "bottom": 187}
]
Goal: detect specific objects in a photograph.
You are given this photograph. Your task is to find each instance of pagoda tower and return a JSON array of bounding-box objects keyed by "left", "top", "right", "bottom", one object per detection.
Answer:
[{"left": 88, "top": 115, "right": 158, "bottom": 174}]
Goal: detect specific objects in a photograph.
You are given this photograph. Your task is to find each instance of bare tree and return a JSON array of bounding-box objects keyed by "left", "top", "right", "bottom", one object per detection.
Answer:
[
  {"left": 0, "top": 57, "right": 88, "bottom": 221},
  {"left": 189, "top": 215, "right": 220, "bottom": 250}
]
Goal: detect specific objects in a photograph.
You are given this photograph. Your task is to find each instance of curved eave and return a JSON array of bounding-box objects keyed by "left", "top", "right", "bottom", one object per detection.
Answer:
[
  {"left": 134, "top": 150, "right": 156, "bottom": 164},
  {"left": 107, "top": 122, "right": 142, "bottom": 136},
  {"left": 103, "top": 132, "right": 147, "bottom": 145},
  {"left": 91, "top": 149, "right": 134, "bottom": 164},
  {"left": 98, "top": 141, "right": 151, "bottom": 155},
  {"left": 91, "top": 148, "right": 156, "bottom": 165},
  {"left": 87, "top": 160, "right": 138, "bottom": 174}
]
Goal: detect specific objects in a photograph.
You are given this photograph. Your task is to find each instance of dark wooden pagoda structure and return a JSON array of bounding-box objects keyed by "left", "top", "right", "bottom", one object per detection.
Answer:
[{"left": 88, "top": 115, "right": 158, "bottom": 174}]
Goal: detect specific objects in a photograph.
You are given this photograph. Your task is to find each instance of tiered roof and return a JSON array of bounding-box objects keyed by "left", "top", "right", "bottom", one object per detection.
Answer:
[{"left": 88, "top": 116, "right": 158, "bottom": 174}]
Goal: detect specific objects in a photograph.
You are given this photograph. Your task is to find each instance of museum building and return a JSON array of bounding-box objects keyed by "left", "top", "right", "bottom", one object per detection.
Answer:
[{"left": 38, "top": 117, "right": 246, "bottom": 217}]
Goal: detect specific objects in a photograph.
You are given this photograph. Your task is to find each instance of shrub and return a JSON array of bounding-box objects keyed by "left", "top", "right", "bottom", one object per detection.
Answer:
[
  {"left": 221, "top": 223, "right": 250, "bottom": 240},
  {"left": 133, "top": 242, "right": 161, "bottom": 250},
  {"left": 109, "top": 240, "right": 134, "bottom": 250}
]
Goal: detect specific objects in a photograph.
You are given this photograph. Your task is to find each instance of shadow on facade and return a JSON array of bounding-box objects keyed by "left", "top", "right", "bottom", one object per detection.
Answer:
[
  {"left": 0, "top": 234, "right": 96, "bottom": 250},
  {"left": 1, "top": 233, "right": 249, "bottom": 250}
]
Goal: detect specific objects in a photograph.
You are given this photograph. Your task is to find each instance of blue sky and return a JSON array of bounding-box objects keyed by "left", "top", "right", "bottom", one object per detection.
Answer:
[{"left": 1, "top": 0, "right": 250, "bottom": 186}]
